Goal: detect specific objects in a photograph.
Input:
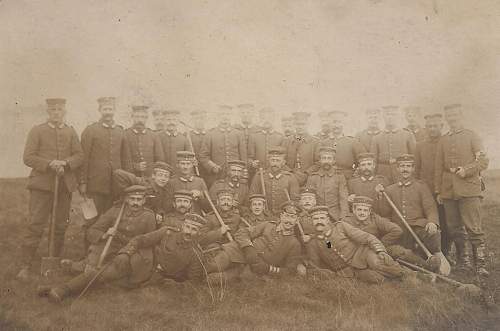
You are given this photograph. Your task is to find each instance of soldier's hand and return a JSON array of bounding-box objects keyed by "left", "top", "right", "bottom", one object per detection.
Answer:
[
  {"left": 347, "top": 194, "right": 356, "bottom": 203},
  {"left": 297, "top": 263, "right": 307, "bottom": 276},
  {"left": 191, "top": 190, "right": 202, "bottom": 199},
  {"left": 250, "top": 160, "right": 260, "bottom": 168},
  {"left": 138, "top": 161, "right": 147, "bottom": 172},
  {"left": 193, "top": 158, "right": 199, "bottom": 167},
  {"left": 456, "top": 167, "right": 466, "bottom": 178},
  {"left": 156, "top": 214, "right": 163, "bottom": 223},
  {"left": 302, "top": 234, "right": 312, "bottom": 243},
  {"left": 56, "top": 165, "right": 65, "bottom": 175},
  {"left": 377, "top": 252, "right": 392, "bottom": 265},
  {"left": 220, "top": 224, "right": 230, "bottom": 235},
  {"left": 375, "top": 184, "right": 385, "bottom": 194},
  {"left": 425, "top": 223, "right": 438, "bottom": 235},
  {"left": 84, "top": 264, "right": 97, "bottom": 275},
  {"left": 103, "top": 227, "right": 117, "bottom": 239},
  {"left": 436, "top": 194, "right": 443, "bottom": 205},
  {"left": 212, "top": 165, "right": 222, "bottom": 174}
]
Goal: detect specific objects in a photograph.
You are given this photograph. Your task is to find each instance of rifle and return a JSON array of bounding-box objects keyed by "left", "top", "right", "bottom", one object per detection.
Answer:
[{"left": 203, "top": 190, "right": 233, "bottom": 242}]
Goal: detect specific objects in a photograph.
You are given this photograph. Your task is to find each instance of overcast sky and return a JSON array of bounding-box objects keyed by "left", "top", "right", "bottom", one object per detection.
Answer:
[{"left": 1, "top": 0, "right": 499, "bottom": 176}]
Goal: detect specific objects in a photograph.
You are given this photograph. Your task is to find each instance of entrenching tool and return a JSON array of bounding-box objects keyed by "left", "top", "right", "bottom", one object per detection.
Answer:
[
  {"left": 203, "top": 190, "right": 233, "bottom": 242},
  {"left": 382, "top": 191, "right": 451, "bottom": 276},
  {"left": 41, "top": 174, "right": 61, "bottom": 278},
  {"left": 179, "top": 120, "right": 200, "bottom": 176},
  {"left": 97, "top": 200, "right": 126, "bottom": 268}
]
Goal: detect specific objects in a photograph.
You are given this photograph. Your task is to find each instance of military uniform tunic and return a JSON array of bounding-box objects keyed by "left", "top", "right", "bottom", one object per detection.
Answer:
[
  {"left": 356, "top": 128, "right": 381, "bottom": 151},
  {"left": 283, "top": 134, "right": 318, "bottom": 172},
  {"left": 124, "top": 127, "right": 164, "bottom": 177},
  {"left": 209, "top": 179, "right": 249, "bottom": 208},
  {"left": 248, "top": 130, "right": 285, "bottom": 169},
  {"left": 306, "top": 168, "right": 349, "bottom": 221},
  {"left": 159, "top": 131, "right": 190, "bottom": 167},
  {"left": 347, "top": 175, "right": 389, "bottom": 215},
  {"left": 317, "top": 135, "right": 366, "bottom": 179},
  {"left": 169, "top": 175, "right": 209, "bottom": 213},
  {"left": 199, "top": 126, "right": 248, "bottom": 173}
]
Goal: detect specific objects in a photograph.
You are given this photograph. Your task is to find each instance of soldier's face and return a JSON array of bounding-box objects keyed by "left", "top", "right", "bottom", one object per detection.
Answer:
[
  {"left": 359, "top": 159, "right": 375, "bottom": 176},
  {"left": 330, "top": 118, "right": 344, "bottom": 135},
  {"left": 178, "top": 160, "right": 193, "bottom": 175},
  {"left": 280, "top": 212, "right": 298, "bottom": 231},
  {"left": 425, "top": 117, "right": 443, "bottom": 138},
  {"left": 320, "top": 122, "right": 330, "bottom": 133},
  {"left": 132, "top": 112, "right": 148, "bottom": 127},
  {"left": 174, "top": 198, "right": 192, "bottom": 214},
  {"left": 397, "top": 162, "right": 414, "bottom": 179},
  {"left": 240, "top": 112, "right": 253, "bottom": 126},
  {"left": 218, "top": 111, "right": 231, "bottom": 126},
  {"left": 405, "top": 111, "right": 418, "bottom": 125},
  {"left": 229, "top": 166, "right": 243, "bottom": 182},
  {"left": 153, "top": 113, "right": 165, "bottom": 130},
  {"left": 126, "top": 194, "right": 146, "bottom": 211},
  {"left": 367, "top": 113, "right": 380, "bottom": 128},
  {"left": 269, "top": 156, "right": 285, "bottom": 171},
  {"left": 320, "top": 153, "right": 335, "bottom": 169},
  {"left": 294, "top": 121, "right": 307, "bottom": 135},
  {"left": 181, "top": 222, "right": 200, "bottom": 242},
  {"left": 250, "top": 199, "right": 265, "bottom": 215},
  {"left": 353, "top": 205, "right": 371, "bottom": 222},
  {"left": 152, "top": 169, "right": 170, "bottom": 187},
  {"left": 300, "top": 194, "right": 316, "bottom": 210},
  {"left": 282, "top": 121, "right": 293, "bottom": 135},
  {"left": 47, "top": 104, "right": 66, "bottom": 124},
  {"left": 99, "top": 105, "right": 115, "bottom": 121},
  {"left": 192, "top": 114, "right": 206, "bottom": 130},
  {"left": 217, "top": 195, "right": 234, "bottom": 211},
  {"left": 445, "top": 111, "right": 463, "bottom": 130},
  {"left": 312, "top": 213, "right": 330, "bottom": 233},
  {"left": 383, "top": 113, "right": 398, "bottom": 127},
  {"left": 165, "top": 116, "right": 177, "bottom": 131}
]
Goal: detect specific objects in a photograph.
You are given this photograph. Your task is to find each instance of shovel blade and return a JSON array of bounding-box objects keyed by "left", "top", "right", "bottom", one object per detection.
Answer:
[
  {"left": 41, "top": 257, "right": 61, "bottom": 278},
  {"left": 81, "top": 198, "right": 98, "bottom": 220},
  {"left": 435, "top": 252, "right": 451, "bottom": 276}
]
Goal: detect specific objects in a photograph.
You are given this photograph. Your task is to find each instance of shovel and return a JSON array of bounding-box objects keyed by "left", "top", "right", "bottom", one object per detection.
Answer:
[
  {"left": 80, "top": 197, "right": 98, "bottom": 220},
  {"left": 41, "top": 174, "right": 61, "bottom": 278}
]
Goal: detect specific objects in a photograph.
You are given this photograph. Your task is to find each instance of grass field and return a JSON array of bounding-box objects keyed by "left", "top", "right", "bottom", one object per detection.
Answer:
[{"left": 1, "top": 172, "right": 500, "bottom": 331}]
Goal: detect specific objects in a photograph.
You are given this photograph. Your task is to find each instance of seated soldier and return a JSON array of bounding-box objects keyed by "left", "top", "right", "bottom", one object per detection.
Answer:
[
  {"left": 61, "top": 185, "right": 157, "bottom": 273},
  {"left": 375, "top": 154, "right": 445, "bottom": 271},
  {"left": 238, "top": 201, "right": 303, "bottom": 277},
  {"left": 306, "top": 205, "right": 404, "bottom": 284},
  {"left": 201, "top": 189, "right": 246, "bottom": 275},
  {"left": 38, "top": 185, "right": 157, "bottom": 302},
  {"left": 169, "top": 151, "right": 209, "bottom": 214},
  {"left": 242, "top": 194, "right": 275, "bottom": 225},
  {"left": 113, "top": 161, "right": 175, "bottom": 222},
  {"left": 346, "top": 196, "right": 440, "bottom": 271},
  {"left": 209, "top": 159, "right": 249, "bottom": 213},
  {"left": 161, "top": 190, "right": 194, "bottom": 229},
  {"left": 297, "top": 187, "right": 318, "bottom": 240},
  {"left": 38, "top": 213, "right": 208, "bottom": 303}
]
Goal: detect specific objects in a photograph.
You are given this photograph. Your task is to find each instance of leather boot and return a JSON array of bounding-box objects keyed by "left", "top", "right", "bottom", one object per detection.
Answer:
[
  {"left": 455, "top": 240, "right": 472, "bottom": 271},
  {"left": 472, "top": 243, "right": 489, "bottom": 277}
]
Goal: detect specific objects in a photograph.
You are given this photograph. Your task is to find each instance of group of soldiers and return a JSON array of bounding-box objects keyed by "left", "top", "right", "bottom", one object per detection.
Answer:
[{"left": 18, "top": 97, "right": 490, "bottom": 303}]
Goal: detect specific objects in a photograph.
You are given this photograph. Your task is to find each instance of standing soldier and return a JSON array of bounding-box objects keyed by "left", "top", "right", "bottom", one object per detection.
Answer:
[
  {"left": 124, "top": 105, "right": 164, "bottom": 177},
  {"left": 151, "top": 109, "right": 166, "bottom": 132},
  {"left": 159, "top": 110, "right": 189, "bottom": 166},
  {"left": 199, "top": 105, "right": 247, "bottom": 186},
  {"left": 306, "top": 146, "right": 349, "bottom": 222},
  {"left": 209, "top": 160, "right": 249, "bottom": 210},
  {"left": 169, "top": 151, "right": 209, "bottom": 213},
  {"left": 317, "top": 110, "right": 366, "bottom": 179},
  {"left": 376, "top": 154, "right": 444, "bottom": 268},
  {"left": 113, "top": 161, "right": 175, "bottom": 224},
  {"left": 415, "top": 113, "right": 449, "bottom": 256},
  {"left": 314, "top": 111, "right": 331, "bottom": 140},
  {"left": 234, "top": 103, "right": 257, "bottom": 151},
  {"left": 347, "top": 153, "right": 389, "bottom": 216},
  {"left": 435, "top": 104, "right": 489, "bottom": 276},
  {"left": 283, "top": 111, "right": 318, "bottom": 182},
  {"left": 188, "top": 109, "right": 208, "bottom": 179},
  {"left": 248, "top": 107, "right": 285, "bottom": 174},
  {"left": 370, "top": 106, "right": 416, "bottom": 183},
  {"left": 250, "top": 147, "right": 300, "bottom": 215},
  {"left": 281, "top": 116, "right": 294, "bottom": 138},
  {"left": 403, "top": 106, "right": 427, "bottom": 143},
  {"left": 356, "top": 108, "right": 382, "bottom": 151},
  {"left": 79, "top": 97, "right": 128, "bottom": 219},
  {"left": 18, "top": 98, "right": 83, "bottom": 280}
]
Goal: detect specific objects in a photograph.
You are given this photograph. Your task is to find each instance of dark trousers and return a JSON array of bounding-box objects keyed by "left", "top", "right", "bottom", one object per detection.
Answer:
[
  {"left": 21, "top": 186, "right": 71, "bottom": 266},
  {"left": 401, "top": 225, "right": 442, "bottom": 255},
  {"left": 443, "top": 197, "right": 484, "bottom": 247},
  {"left": 82, "top": 192, "right": 114, "bottom": 255}
]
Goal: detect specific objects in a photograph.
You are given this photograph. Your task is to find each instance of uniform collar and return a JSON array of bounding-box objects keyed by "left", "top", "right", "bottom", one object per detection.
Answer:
[
  {"left": 165, "top": 130, "right": 179, "bottom": 137},
  {"left": 448, "top": 128, "right": 464, "bottom": 135},
  {"left": 193, "top": 129, "right": 206, "bottom": 135},
  {"left": 179, "top": 175, "right": 194, "bottom": 182},
  {"left": 218, "top": 125, "right": 232, "bottom": 133},
  {"left": 406, "top": 124, "right": 421, "bottom": 133},
  {"left": 367, "top": 128, "right": 381, "bottom": 135},
  {"left": 398, "top": 180, "right": 412, "bottom": 187},
  {"left": 316, "top": 229, "right": 332, "bottom": 240},
  {"left": 384, "top": 128, "right": 399, "bottom": 133},
  {"left": 361, "top": 176, "right": 374, "bottom": 182},
  {"left": 228, "top": 181, "right": 240, "bottom": 188},
  {"left": 261, "top": 129, "right": 274, "bottom": 134},
  {"left": 328, "top": 133, "right": 344, "bottom": 140},
  {"left": 47, "top": 121, "right": 66, "bottom": 129},
  {"left": 100, "top": 119, "right": 116, "bottom": 128},
  {"left": 268, "top": 172, "right": 282, "bottom": 179},
  {"left": 317, "top": 167, "right": 335, "bottom": 177},
  {"left": 132, "top": 127, "right": 146, "bottom": 134}
]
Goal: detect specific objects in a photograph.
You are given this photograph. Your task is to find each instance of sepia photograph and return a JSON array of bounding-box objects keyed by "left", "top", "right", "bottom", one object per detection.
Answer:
[{"left": 1, "top": 0, "right": 500, "bottom": 330}]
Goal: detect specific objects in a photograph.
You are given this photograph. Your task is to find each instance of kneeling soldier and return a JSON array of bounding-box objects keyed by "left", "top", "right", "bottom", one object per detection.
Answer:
[
  {"left": 243, "top": 194, "right": 275, "bottom": 225},
  {"left": 161, "top": 190, "right": 194, "bottom": 229},
  {"left": 39, "top": 185, "right": 156, "bottom": 302},
  {"left": 306, "top": 206, "right": 404, "bottom": 284},
  {"left": 239, "top": 201, "right": 302, "bottom": 277}
]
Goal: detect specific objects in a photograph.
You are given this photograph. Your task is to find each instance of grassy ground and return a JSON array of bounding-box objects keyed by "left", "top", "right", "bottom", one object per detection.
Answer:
[{"left": 1, "top": 173, "right": 500, "bottom": 331}]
